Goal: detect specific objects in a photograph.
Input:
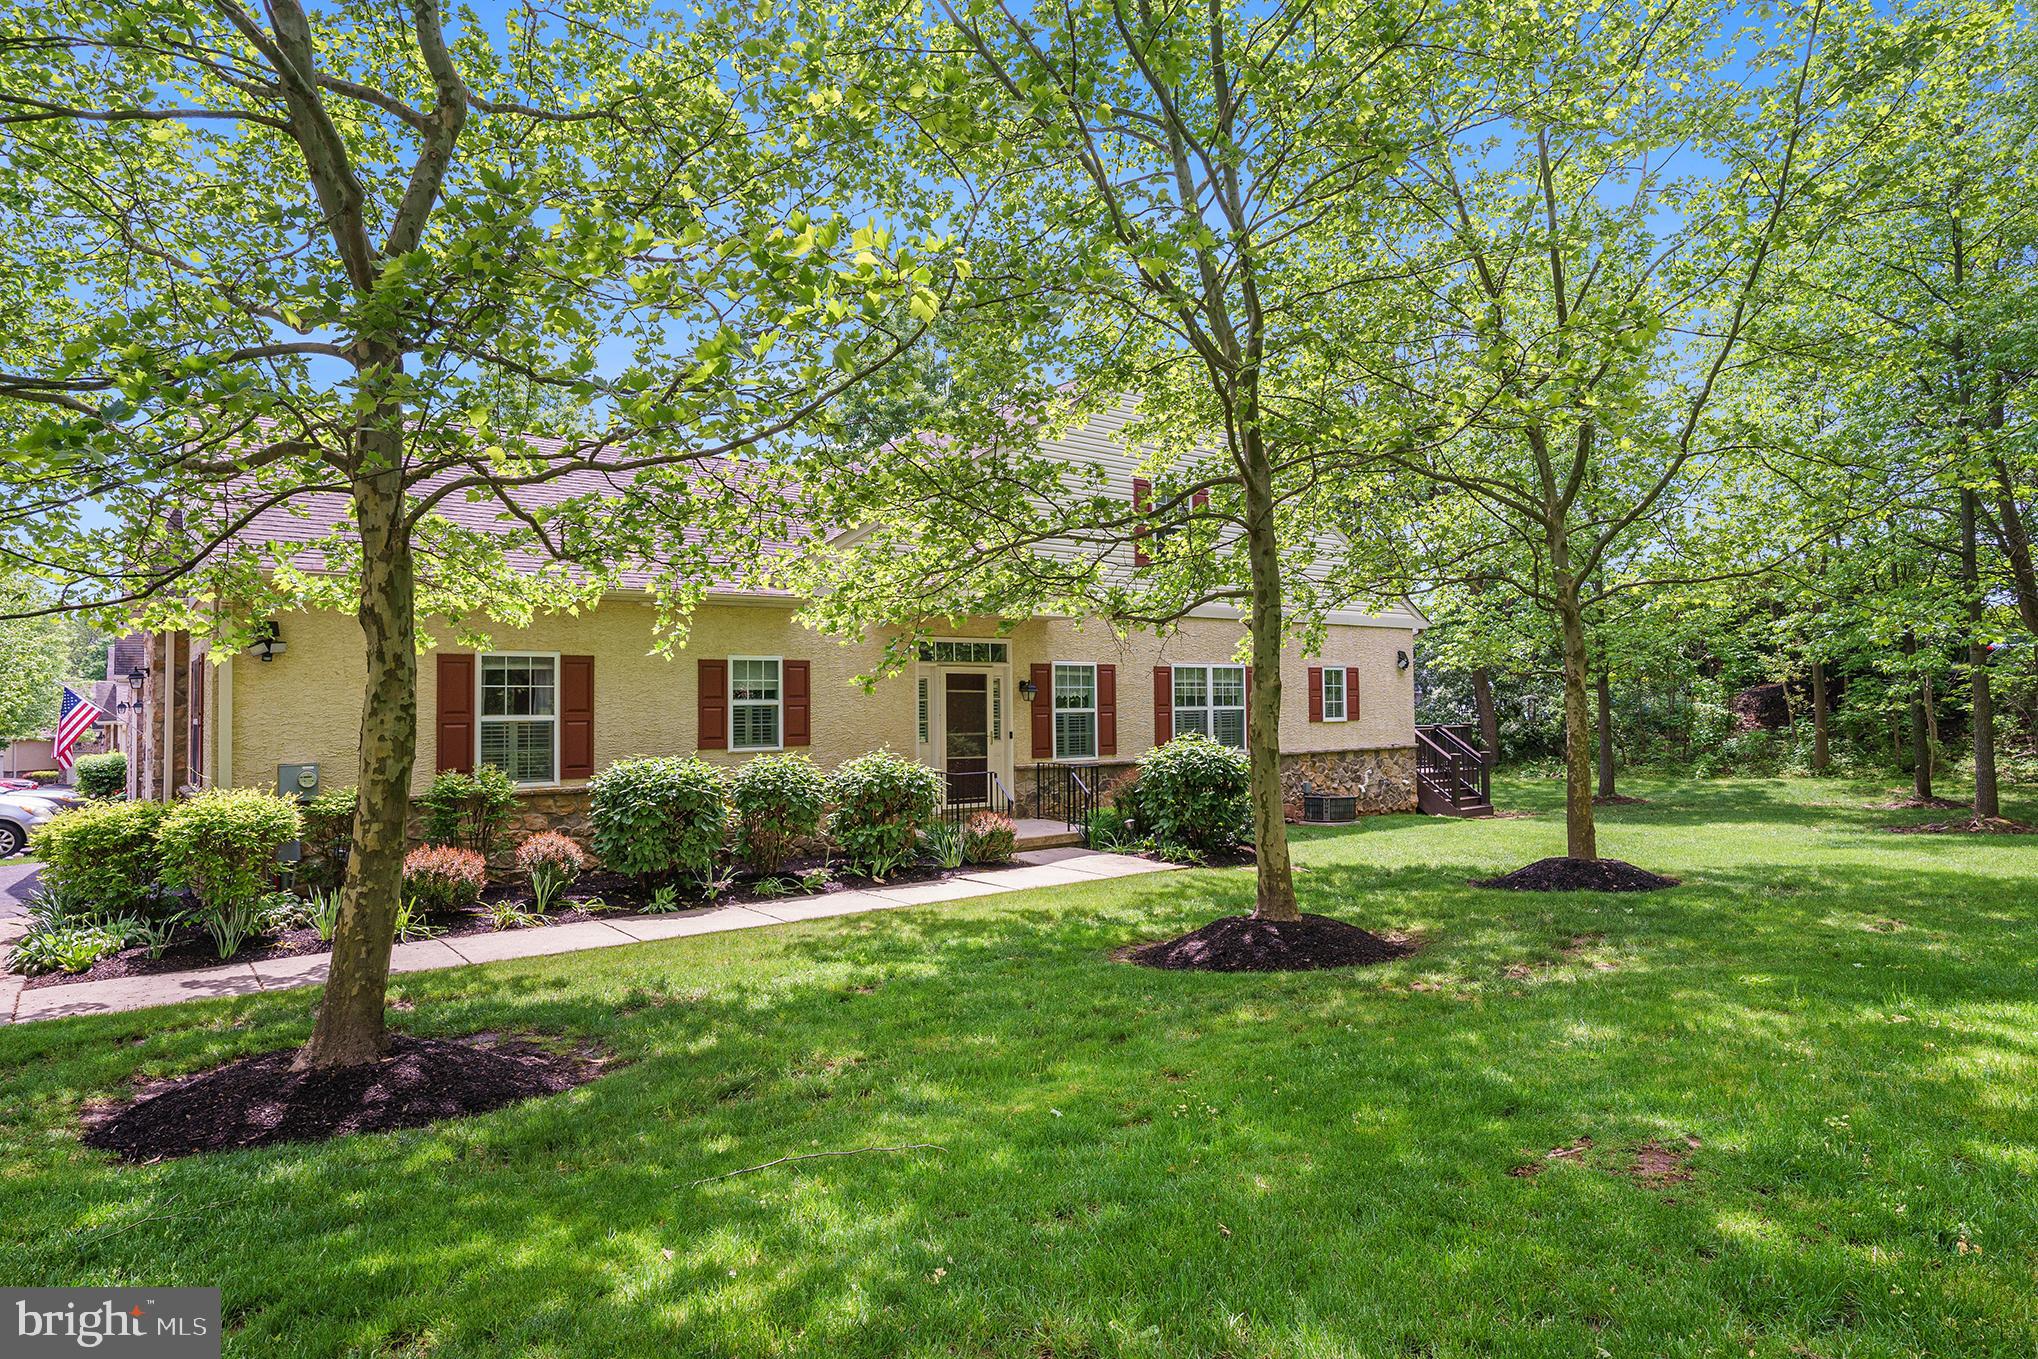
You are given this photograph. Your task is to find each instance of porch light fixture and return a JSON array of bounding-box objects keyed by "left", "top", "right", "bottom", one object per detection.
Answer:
[
  {"left": 1017, "top": 678, "right": 1038, "bottom": 700},
  {"left": 1396, "top": 649, "right": 1411, "bottom": 671},
  {"left": 252, "top": 620, "right": 286, "bottom": 662},
  {"left": 126, "top": 665, "right": 149, "bottom": 694}
]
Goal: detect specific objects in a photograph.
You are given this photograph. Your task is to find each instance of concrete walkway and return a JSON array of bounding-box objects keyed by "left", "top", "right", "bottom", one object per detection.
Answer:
[{"left": 0, "top": 849, "right": 1172, "bottom": 1026}]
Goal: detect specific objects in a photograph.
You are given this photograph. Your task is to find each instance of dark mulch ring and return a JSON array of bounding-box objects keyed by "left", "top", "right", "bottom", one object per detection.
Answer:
[
  {"left": 1885, "top": 816, "right": 2038, "bottom": 836},
  {"left": 25, "top": 858, "right": 971, "bottom": 991},
  {"left": 1118, "top": 913, "right": 1418, "bottom": 972},
  {"left": 1591, "top": 794, "right": 1650, "bottom": 806},
  {"left": 82, "top": 1033, "right": 608, "bottom": 1161},
  {"left": 1873, "top": 794, "right": 1968, "bottom": 811},
  {"left": 1473, "top": 857, "right": 1679, "bottom": 893}
]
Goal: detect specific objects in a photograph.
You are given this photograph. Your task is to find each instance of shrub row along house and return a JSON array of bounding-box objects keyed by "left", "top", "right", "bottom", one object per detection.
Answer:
[{"left": 119, "top": 402, "right": 1426, "bottom": 838}]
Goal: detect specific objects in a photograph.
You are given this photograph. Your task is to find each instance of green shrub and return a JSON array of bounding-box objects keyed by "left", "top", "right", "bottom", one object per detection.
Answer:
[
  {"left": 414, "top": 766, "right": 519, "bottom": 858},
  {"left": 514, "top": 830, "right": 586, "bottom": 913},
  {"left": 402, "top": 844, "right": 488, "bottom": 911},
  {"left": 297, "top": 786, "right": 358, "bottom": 890},
  {"left": 827, "top": 749, "right": 941, "bottom": 879},
  {"left": 31, "top": 799, "right": 170, "bottom": 920},
  {"left": 23, "top": 770, "right": 60, "bottom": 786},
  {"left": 728, "top": 753, "right": 828, "bottom": 876},
  {"left": 589, "top": 756, "right": 727, "bottom": 885},
  {"left": 73, "top": 753, "right": 127, "bottom": 800},
  {"left": 257, "top": 890, "right": 312, "bottom": 933},
  {"left": 158, "top": 787, "right": 302, "bottom": 920},
  {"left": 962, "top": 811, "right": 1016, "bottom": 865},
  {"left": 1137, "top": 733, "right": 1251, "bottom": 855},
  {"left": 7, "top": 920, "right": 124, "bottom": 976}
]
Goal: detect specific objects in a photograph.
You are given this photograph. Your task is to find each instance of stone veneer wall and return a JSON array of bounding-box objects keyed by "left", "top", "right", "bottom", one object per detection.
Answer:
[{"left": 1278, "top": 746, "right": 1417, "bottom": 818}]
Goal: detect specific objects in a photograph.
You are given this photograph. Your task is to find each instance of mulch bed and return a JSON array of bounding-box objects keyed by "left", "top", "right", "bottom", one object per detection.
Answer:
[
  {"left": 1591, "top": 794, "right": 1650, "bottom": 807},
  {"left": 1119, "top": 913, "right": 1416, "bottom": 972},
  {"left": 1873, "top": 795, "right": 1967, "bottom": 811},
  {"left": 82, "top": 1033, "right": 606, "bottom": 1161},
  {"left": 1473, "top": 857, "right": 1678, "bottom": 892},
  {"left": 22, "top": 860, "right": 965, "bottom": 991},
  {"left": 1885, "top": 816, "right": 2038, "bottom": 836}
]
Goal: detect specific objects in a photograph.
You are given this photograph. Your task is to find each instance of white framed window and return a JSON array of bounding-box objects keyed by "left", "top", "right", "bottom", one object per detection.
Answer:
[
  {"left": 1173, "top": 664, "right": 1247, "bottom": 749},
  {"left": 1052, "top": 662, "right": 1097, "bottom": 761},
  {"left": 479, "top": 652, "right": 558, "bottom": 784},
  {"left": 1322, "top": 667, "right": 1346, "bottom": 722},
  {"left": 919, "top": 640, "right": 1009, "bottom": 664},
  {"left": 730, "top": 656, "right": 782, "bottom": 751}
]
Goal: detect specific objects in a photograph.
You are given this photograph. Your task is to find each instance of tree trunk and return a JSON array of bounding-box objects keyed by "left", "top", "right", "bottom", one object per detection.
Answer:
[
  {"left": 1471, "top": 666, "right": 1499, "bottom": 760},
  {"left": 1238, "top": 420, "right": 1299, "bottom": 921},
  {"left": 1809, "top": 658, "right": 1830, "bottom": 775},
  {"left": 1962, "top": 489, "right": 2000, "bottom": 818},
  {"left": 299, "top": 433, "right": 418, "bottom": 1069},
  {"left": 1903, "top": 631, "right": 1932, "bottom": 802},
  {"left": 1594, "top": 669, "right": 1615, "bottom": 799},
  {"left": 1555, "top": 589, "right": 1597, "bottom": 860}
]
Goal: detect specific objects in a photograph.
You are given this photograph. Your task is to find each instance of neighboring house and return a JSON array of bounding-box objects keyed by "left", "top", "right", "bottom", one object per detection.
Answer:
[{"left": 125, "top": 402, "right": 1427, "bottom": 833}]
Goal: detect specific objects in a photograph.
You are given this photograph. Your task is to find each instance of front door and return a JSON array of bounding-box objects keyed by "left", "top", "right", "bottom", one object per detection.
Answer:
[{"left": 943, "top": 672, "right": 990, "bottom": 804}]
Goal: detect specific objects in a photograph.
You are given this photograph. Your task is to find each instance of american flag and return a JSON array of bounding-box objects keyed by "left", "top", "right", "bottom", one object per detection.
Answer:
[{"left": 53, "top": 686, "right": 107, "bottom": 779}]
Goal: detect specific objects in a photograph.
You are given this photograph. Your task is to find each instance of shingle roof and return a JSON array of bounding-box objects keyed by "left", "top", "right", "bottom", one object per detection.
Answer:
[{"left": 222, "top": 442, "right": 812, "bottom": 595}]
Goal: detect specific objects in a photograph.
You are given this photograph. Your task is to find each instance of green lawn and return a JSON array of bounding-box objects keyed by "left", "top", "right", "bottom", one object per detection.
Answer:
[{"left": 5, "top": 777, "right": 2037, "bottom": 1358}]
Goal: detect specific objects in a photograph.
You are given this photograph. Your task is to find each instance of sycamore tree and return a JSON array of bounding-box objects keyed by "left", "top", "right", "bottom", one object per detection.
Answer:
[
  {"left": 1321, "top": 0, "right": 1907, "bottom": 862},
  {"left": 786, "top": 0, "right": 1433, "bottom": 925},
  {"left": 0, "top": 0, "right": 955, "bottom": 1066},
  {"left": 1759, "top": 0, "right": 2036, "bottom": 818}
]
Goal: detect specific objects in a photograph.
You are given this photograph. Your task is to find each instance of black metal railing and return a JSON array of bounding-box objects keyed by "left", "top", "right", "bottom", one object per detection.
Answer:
[
  {"left": 1415, "top": 724, "right": 1489, "bottom": 808},
  {"left": 937, "top": 768, "right": 1012, "bottom": 834},
  {"left": 1032, "top": 763, "right": 1097, "bottom": 841}
]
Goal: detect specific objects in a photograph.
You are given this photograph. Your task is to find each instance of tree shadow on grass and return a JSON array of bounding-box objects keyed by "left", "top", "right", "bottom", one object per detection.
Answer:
[{"left": 6, "top": 790, "right": 2038, "bottom": 1356}]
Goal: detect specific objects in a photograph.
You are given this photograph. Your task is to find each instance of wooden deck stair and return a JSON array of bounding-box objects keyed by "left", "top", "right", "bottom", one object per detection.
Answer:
[{"left": 1416, "top": 724, "right": 1494, "bottom": 818}]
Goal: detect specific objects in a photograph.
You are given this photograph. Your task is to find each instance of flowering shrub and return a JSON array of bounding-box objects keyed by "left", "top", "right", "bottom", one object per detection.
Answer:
[
  {"left": 514, "top": 831, "right": 587, "bottom": 913},
  {"left": 402, "top": 844, "right": 489, "bottom": 911},
  {"left": 962, "top": 811, "right": 1017, "bottom": 865}
]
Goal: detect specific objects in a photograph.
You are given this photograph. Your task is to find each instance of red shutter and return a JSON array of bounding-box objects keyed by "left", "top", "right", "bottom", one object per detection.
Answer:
[
  {"left": 560, "top": 655, "right": 595, "bottom": 778},
  {"left": 435, "top": 652, "right": 476, "bottom": 773},
  {"left": 1347, "top": 666, "right": 1361, "bottom": 722},
  {"left": 1030, "top": 663, "right": 1053, "bottom": 759},
  {"left": 1153, "top": 666, "right": 1172, "bottom": 744},
  {"left": 697, "top": 659, "right": 727, "bottom": 750},
  {"left": 1097, "top": 664, "right": 1117, "bottom": 756},
  {"left": 1193, "top": 489, "right": 1209, "bottom": 509},
  {"left": 1307, "top": 665, "right": 1323, "bottom": 722},
  {"left": 783, "top": 660, "right": 811, "bottom": 747},
  {"left": 1132, "top": 477, "right": 1151, "bottom": 566}
]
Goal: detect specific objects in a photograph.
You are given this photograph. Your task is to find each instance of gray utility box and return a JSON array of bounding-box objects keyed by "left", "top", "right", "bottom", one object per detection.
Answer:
[{"left": 278, "top": 763, "right": 320, "bottom": 863}]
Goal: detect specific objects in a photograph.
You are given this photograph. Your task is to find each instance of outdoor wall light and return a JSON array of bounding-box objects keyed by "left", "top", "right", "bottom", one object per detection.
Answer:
[
  {"left": 1017, "top": 678, "right": 1038, "bottom": 700},
  {"left": 126, "top": 665, "right": 149, "bottom": 694},
  {"left": 1396, "top": 650, "right": 1411, "bottom": 671},
  {"left": 252, "top": 620, "right": 287, "bottom": 662}
]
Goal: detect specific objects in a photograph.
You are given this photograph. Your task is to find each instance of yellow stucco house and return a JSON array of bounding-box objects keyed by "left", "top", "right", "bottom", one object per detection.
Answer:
[{"left": 119, "top": 403, "right": 1431, "bottom": 834}]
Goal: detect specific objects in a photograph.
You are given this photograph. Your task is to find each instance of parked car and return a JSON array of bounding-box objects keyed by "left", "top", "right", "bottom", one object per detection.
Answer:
[
  {"left": 0, "top": 777, "right": 38, "bottom": 792},
  {"left": 0, "top": 791, "right": 66, "bottom": 857}
]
